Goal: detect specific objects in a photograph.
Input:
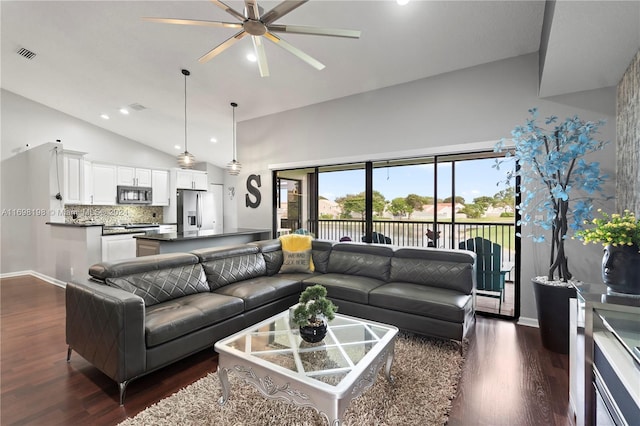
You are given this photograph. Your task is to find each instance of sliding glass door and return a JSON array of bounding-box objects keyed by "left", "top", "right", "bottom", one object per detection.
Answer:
[{"left": 273, "top": 151, "right": 518, "bottom": 318}]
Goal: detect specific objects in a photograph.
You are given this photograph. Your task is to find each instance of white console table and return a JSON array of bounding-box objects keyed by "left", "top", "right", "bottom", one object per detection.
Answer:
[{"left": 570, "top": 283, "right": 640, "bottom": 425}]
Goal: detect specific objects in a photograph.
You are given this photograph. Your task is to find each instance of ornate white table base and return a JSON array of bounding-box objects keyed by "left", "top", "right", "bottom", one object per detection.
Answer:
[{"left": 218, "top": 344, "right": 395, "bottom": 425}]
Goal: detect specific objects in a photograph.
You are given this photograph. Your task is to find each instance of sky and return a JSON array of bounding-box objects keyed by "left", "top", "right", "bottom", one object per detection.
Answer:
[{"left": 319, "top": 158, "right": 515, "bottom": 203}]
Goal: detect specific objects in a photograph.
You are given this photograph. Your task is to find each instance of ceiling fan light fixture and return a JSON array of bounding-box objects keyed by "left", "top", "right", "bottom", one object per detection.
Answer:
[
  {"left": 227, "top": 102, "right": 242, "bottom": 176},
  {"left": 178, "top": 68, "right": 196, "bottom": 169}
]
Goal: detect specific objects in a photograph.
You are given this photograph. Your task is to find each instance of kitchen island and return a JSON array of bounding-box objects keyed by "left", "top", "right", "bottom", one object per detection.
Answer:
[{"left": 134, "top": 228, "right": 272, "bottom": 256}]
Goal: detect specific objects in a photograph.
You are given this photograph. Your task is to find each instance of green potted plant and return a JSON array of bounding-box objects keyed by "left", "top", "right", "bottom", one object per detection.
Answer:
[
  {"left": 575, "top": 209, "right": 640, "bottom": 294},
  {"left": 292, "top": 285, "right": 338, "bottom": 343},
  {"left": 494, "top": 108, "right": 609, "bottom": 353}
]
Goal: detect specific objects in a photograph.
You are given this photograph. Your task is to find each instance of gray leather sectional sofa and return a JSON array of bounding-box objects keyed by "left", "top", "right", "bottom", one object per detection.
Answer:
[{"left": 66, "top": 239, "right": 476, "bottom": 404}]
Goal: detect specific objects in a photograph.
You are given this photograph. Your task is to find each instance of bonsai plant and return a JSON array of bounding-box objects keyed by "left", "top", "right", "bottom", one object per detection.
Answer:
[
  {"left": 494, "top": 108, "right": 609, "bottom": 353},
  {"left": 292, "top": 285, "right": 337, "bottom": 343}
]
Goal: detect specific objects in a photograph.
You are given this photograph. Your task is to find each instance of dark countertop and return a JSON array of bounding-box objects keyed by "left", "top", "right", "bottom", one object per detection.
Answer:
[
  {"left": 134, "top": 228, "right": 271, "bottom": 242},
  {"left": 46, "top": 222, "right": 104, "bottom": 227},
  {"left": 47, "top": 222, "right": 178, "bottom": 236}
]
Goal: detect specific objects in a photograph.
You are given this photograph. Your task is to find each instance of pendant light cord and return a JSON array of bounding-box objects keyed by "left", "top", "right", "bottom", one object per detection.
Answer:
[
  {"left": 184, "top": 72, "right": 188, "bottom": 153},
  {"left": 231, "top": 102, "right": 238, "bottom": 161},
  {"left": 181, "top": 69, "right": 190, "bottom": 154}
]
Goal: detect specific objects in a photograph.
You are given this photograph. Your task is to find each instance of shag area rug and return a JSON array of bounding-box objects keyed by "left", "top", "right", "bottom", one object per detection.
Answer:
[{"left": 119, "top": 333, "right": 464, "bottom": 426}]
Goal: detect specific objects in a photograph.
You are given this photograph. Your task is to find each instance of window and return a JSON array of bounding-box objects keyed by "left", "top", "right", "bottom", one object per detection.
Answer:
[{"left": 273, "top": 151, "right": 518, "bottom": 318}]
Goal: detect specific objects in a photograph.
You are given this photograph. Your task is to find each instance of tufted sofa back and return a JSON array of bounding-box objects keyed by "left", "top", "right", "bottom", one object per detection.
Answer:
[
  {"left": 88, "top": 253, "right": 209, "bottom": 307},
  {"left": 391, "top": 248, "right": 476, "bottom": 294},
  {"left": 191, "top": 244, "right": 267, "bottom": 290},
  {"left": 328, "top": 243, "right": 394, "bottom": 281},
  {"left": 249, "top": 239, "right": 283, "bottom": 276}
]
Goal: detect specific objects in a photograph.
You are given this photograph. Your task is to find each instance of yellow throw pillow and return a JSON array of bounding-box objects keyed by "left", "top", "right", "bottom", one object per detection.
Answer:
[{"left": 279, "top": 234, "right": 315, "bottom": 273}]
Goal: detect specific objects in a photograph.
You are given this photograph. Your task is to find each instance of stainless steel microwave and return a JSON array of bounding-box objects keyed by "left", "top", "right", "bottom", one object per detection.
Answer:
[{"left": 117, "top": 186, "right": 152, "bottom": 204}]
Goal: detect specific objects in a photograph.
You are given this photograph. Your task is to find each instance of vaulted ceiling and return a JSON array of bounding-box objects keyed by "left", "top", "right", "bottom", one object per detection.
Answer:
[{"left": 2, "top": 1, "right": 638, "bottom": 167}]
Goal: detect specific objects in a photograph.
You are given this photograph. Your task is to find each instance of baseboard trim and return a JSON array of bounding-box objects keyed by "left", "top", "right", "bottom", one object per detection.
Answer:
[
  {"left": 0, "top": 271, "right": 66, "bottom": 288},
  {"left": 517, "top": 316, "right": 539, "bottom": 328}
]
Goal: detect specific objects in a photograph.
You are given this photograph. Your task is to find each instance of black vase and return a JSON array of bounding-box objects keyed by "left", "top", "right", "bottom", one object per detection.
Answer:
[
  {"left": 531, "top": 278, "right": 576, "bottom": 354},
  {"left": 299, "top": 322, "right": 327, "bottom": 343},
  {"left": 602, "top": 244, "right": 640, "bottom": 294}
]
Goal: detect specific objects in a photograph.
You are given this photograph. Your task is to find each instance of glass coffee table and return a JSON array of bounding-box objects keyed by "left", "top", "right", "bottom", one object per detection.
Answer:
[{"left": 214, "top": 311, "right": 398, "bottom": 425}]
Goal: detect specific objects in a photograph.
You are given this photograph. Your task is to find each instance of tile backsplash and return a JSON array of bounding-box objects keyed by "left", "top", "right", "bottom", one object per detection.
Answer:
[{"left": 65, "top": 205, "right": 164, "bottom": 225}]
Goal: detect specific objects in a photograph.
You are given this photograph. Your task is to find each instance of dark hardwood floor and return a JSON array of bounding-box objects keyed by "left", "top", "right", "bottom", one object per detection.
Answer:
[{"left": 1, "top": 276, "right": 574, "bottom": 425}]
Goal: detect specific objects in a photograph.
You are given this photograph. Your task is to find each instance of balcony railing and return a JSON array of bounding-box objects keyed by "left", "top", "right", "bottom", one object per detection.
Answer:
[{"left": 307, "top": 219, "right": 516, "bottom": 280}]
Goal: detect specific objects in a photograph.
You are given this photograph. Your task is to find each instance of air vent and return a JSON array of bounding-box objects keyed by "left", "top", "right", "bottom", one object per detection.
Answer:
[
  {"left": 16, "top": 47, "right": 36, "bottom": 60},
  {"left": 129, "top": 103, "right": 147, "bottom": 111}
]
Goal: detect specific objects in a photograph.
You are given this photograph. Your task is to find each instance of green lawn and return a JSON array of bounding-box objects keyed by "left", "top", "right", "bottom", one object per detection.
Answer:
[{"left": 465, "top": 225, "right": 516, "bottom": 250}]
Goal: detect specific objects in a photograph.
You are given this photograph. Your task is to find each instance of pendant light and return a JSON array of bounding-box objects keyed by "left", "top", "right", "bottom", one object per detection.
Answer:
[
  {"left": 177, "top": 69, "right": 195, "bottom": 169},
  {"left": 227, "top": 102, "right": 241, "bottom": 175}
]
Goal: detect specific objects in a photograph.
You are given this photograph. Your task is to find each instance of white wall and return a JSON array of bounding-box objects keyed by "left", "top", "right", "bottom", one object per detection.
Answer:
[{"left": 234, "top": 53, "right": 617, "bottom": 323}]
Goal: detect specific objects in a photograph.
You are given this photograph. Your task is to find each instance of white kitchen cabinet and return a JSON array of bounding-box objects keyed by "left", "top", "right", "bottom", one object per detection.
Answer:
[
  {"left": 176, "top": 170, "right": 207, "bottom": 190},
  {"left": 101, "top": 233, "right": 143, "bottom": 262},
  {"left": 193, "top": 172, "right": 208, "bottom": 190},
  {"left": 63, "top": 153, "right": 83, "bottom": 205},
  {"left": 117, "top": 166, "right": 152, "bottom": 187},
  {"left": 175, "top": 170, "right": 192, "bottom": 189},
  {"left": 151, "top": 170, "right": 170, "bottom": 206},
  {"left": 82, "top": 160, "right": 93, "bottom": 203},
  {"left": 63, "top": 151, "right": 93, "bottom": 205},
  {"left": 91, "top": 163, "right": 117, "bottom": 205}
]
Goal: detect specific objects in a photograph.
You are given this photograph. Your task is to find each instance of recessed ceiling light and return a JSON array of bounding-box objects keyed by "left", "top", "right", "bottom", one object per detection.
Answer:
[
  {"left": 397, "top": 0, "right": 410, "bottom": 5},
  {"left": 174, "top": 145, "right": 181, "bottom": 150},
  {"left": 119, "top": 108, "right": 129, "bottom": 115},
  {"left": 210, "top": 137, "right": 218, "bottom": 143},
  {"left": 100, "top": 114, "right": 110, "bottom": 120},
  {"left": 246, "top": 53, "right": 257, "bottom": 62}
]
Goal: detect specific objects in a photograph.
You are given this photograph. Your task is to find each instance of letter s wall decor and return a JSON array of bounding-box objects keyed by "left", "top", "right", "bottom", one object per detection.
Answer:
[{"left": 245, "top": 174, "right": 261, "bottom": 208}]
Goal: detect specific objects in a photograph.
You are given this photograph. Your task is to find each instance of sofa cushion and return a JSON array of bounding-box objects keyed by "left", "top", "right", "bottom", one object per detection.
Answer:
[
  {"left": 192, "top": 245, "right": 267, "bottom": 290},
  {"left": 391, "top": 248, "right": 476, "bottom": 294},
  {"left": 250, "top": 239, "right": 283, "bottom": 276},
  {"left": 145, "top": 293, "right": 244, "bottom": 348},
  {"left": 104, "top": 262, "right": 209, "bottom": 307},
  {"left": 311, "top": 240, "right": 333, "bottom": 274},
  {"left": 214, "top": 276, "right": 302, "bottom": 311},
  {"left": 279, "top": 234, "right": 314, "bottom": 273},
  {"left": 369, "top": 282, "right": 471, "bottom": 323},
  {"left": 302, "top": 273, "right": 385, "bottom": 304},
  {"left": 327, "top": 243, "right": 393, "bottom": 281},
  {"left": 280, "top": 249, "right": 313, "bottom": 273}
]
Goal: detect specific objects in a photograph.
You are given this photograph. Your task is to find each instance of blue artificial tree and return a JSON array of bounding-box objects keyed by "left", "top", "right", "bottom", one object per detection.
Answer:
[{"left": 494, "top": 108, "right": 609, "bottom": 282}]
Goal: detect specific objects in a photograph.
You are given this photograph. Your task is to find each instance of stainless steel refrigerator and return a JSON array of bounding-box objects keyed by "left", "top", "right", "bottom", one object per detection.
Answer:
[{"left": 177, "top": 189, "right": 222, "bottom": 233}]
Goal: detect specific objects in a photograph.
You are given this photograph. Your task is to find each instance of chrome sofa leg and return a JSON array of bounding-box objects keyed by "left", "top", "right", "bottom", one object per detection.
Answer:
[
  {"left": 66, "top": 346, "right": 72, "bottom": 362},
  {"left": 119, "top": 380, "right": 130, "bottom": 406}
]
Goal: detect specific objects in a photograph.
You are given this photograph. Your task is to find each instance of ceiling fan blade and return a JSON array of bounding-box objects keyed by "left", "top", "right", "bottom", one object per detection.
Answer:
[
  {"left": 142, "top": 17, "right": 242, "bottom": 29},
  {"left": 264, "top": 32, "right": 325, "bottom": 70},
  {"left": 244, "top": 0, "right": 260, "bottom": 20},
  {"left": 261, "top": 0, "right": 308, "bottom": 25},
  {"left": 198, "top": 30, "right": 248, "bottom": 63},
  {"left": 252, "top": 36, "right": 269, "bottom": 77},
  {"left": 209, "top": 0, "right": 246, "bottom": 22},
  {"left": 268, "top": 24, "right": 361, "bottom": 39}
]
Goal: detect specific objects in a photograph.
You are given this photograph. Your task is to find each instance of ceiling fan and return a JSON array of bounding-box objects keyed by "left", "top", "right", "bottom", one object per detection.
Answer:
[{"left": 143, "top": 0, "right": 361, "bottom": 77}]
